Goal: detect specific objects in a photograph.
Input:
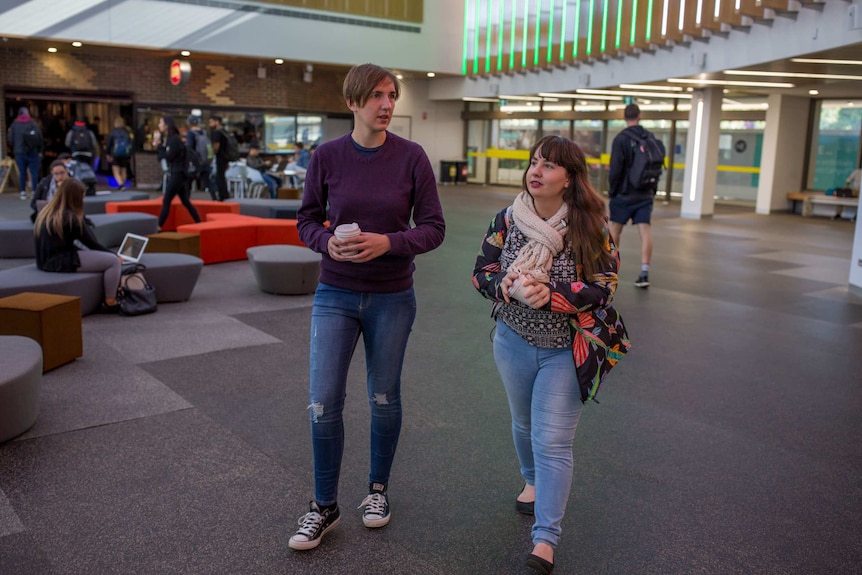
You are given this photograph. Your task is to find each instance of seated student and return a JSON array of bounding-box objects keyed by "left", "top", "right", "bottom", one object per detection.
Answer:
[
  {"left": 34, "top": 178, "right": 123, "bottom": 313},
  {"left": 30, "top": 159, "right": 70, "bottom": 222},
  {"left": 285, "top": 142, "right": 310, "bottom": 188},
  {"left": 245, "top": 142, "right": 281, "bottom": 198}
]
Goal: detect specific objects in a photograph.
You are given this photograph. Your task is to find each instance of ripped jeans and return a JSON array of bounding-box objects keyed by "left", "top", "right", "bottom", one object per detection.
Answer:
[{"left": 308, "top": 282, "right": 416, "bottom": 507}]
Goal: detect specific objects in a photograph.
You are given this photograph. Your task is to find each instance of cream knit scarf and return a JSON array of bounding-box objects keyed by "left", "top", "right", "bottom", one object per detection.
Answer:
[{"left": 508, "top": 191, "right": 568, "bottom": 283}]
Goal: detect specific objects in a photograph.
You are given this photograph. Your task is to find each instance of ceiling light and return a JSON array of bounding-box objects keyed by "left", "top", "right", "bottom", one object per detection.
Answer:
[
  {"left": 47, "top": 47, "right": 57, "bottom": 53},
  {"left": 426, "top": 72, "right": 436, "bottom": 78},
  {"left": 668, "top": 78, "right": 795, "bottom": 88},
  {"left": 462, "top": 97, "right": 499, "bottom": 102},
  {"left": 577, "top": 88, "right": 692, "bottom": 99},
  {"left": 274, "top": 58, "right": 284, "bottom": 64},
  {"left": 180, "top": 50, "right": 190, "bottom": 57},
  {"left": 539, "top": 92, "right": 621, "bottom": 101},
  {"left": 809, "top": 89, "right": 819, "bottom": 95},
  {"left": 725, "top": 69, "right": 862, "bottom": 81},
  {"left": 791, "top": 58, "right": 862, "bottom": 66},
  {"left": 71, "top": 41, "right": 82, "bottom": 47},
  {"left": 499, "top": 94, "right": 545, "bottom": 101},
  {"left": 395, "top": 74, "right": 404, "bottom": 80},
  {"left": 618, "top": 84, "right": 683, "bottom": 91}
]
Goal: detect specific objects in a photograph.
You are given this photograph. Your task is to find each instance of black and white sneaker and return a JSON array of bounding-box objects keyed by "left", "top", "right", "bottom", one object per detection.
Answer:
[
  {"left": 288, "top": 501, "right": 340, "bottom": 551},
  {"left": 358, "top": 485, "right": 390, "bottom": 528},
  {"left": 634, "top": 272, "right": 650, "bottom": 288}
]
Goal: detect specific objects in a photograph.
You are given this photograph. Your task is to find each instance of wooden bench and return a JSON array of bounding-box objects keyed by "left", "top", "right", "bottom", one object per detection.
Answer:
[{"left": 787, "top": 191, "right": 858, "bottom": 219}]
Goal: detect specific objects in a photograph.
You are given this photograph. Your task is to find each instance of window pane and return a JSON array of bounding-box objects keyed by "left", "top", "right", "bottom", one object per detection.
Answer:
[{"left": 809, "top": 100, "right": 862, "bottom": 190}]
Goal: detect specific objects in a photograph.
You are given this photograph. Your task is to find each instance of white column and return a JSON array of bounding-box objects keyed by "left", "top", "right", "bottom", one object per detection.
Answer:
[
  {"left": 849, "top": 215, "right": 862, "bottom": 296},
  {"left": 681, "top": 88, "right": 721, "bottom": 219},
  {"left": 756, "top": 94, "right": 811, "bottom": 215}
]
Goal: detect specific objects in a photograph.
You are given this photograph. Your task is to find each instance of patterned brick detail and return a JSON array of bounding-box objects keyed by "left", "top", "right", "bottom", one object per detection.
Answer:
[
  {"left": 37, "top": 52, "right": 98, "bottom": 90},
  {"left": 201, "top": 65, "right": 235, "bottom": 106}
]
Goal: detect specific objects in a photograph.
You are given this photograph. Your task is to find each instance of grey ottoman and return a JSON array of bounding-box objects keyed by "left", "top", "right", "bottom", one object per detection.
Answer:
[
  {"left": 0, "top": 220, "right": 35, "bottom": 258},
  {"left": 247, "top": 245, "right": 320, "bottom": 295},
  {"left": 88, "top": 212, "right": 159, "bottom": 250},
  {"left": 138, "top": 252, "right": 204, "bottom": 302},
  {"left": 0, "top": 264, "right": 103, "bottom": 316},
  {"left": 0, "top": 335, "right": 42, "bottom": 442},
  {"left": 84, "top": 191, "right": 151, "bottom": 215}
]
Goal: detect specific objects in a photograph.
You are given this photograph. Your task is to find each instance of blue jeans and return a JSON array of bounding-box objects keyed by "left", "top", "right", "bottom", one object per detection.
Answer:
[
  {"left": 262, "top": 173, "right": 279, "bottom": 199},
  {"left": 15, "top": 152, "right": 40, "bottom": 193},
  {"left": 308, "top": 283, "right": 417, "bottom": 506},
  {"left": 493, "top": 320, "right": 583, "bottom": 549}
]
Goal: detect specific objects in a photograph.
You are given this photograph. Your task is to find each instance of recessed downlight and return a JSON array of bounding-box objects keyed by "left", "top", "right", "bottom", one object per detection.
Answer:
[{"left": 71, "top": 41, "right": 82, "bottom": 47}]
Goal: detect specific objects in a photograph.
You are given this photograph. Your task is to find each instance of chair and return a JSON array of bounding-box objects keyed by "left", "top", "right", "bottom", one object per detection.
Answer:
[{"left": 225, "top": 163, "right": 248, "bottom": 198}]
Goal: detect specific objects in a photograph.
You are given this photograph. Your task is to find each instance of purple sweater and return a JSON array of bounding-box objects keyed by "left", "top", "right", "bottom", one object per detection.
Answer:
[{"left": 297, "top": 132, "right": 445, "bottom": 292}]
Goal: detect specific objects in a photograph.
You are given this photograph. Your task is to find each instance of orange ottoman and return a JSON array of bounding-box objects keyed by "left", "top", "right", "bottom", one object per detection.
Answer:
[
  {"left": 255, "top": 219, "right": 303, "bottom": 246},
  {"left": 108, "top": 199, "right": 239, "bottom": 231},
  {"left": 0, "top": 292, "right": 82, "bottom": 372},
  {"left": 146, "top": 232, "right": 202, "bottom": 258},
  {"left": 177, "top": 220, "right": 258, "bottom": 264}
]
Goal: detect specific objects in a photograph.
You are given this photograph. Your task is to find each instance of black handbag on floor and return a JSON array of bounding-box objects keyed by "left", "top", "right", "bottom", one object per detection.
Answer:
[{"left": 117, "top": 264, "right": 157, "bottom": 316}]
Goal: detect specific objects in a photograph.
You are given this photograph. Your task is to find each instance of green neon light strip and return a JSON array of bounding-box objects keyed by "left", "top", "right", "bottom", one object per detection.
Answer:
[
  {"left": 573, "top": 0, "right": 581, "bottom": 57},
  {"left": 560, "top": 0, "right": 568, "bottom": 59},
  {"left": 485, "top": 0, "right": 492, "bottom": 72},
  {"left": 498, "top": 0, "right": 505, "bottom": 70},
  {"left": 631, "top": 0, "right": 638, "bottom": 45},
  {"left": 615, "top": 0, "right": 622, "bottom": 49},
  {"left": 462, "top": 0, "right": 470, "bottom": 74},
  {"left": 646, "top": 0, "right": 653, "bottom": 41},
  {"left": 535, "top": 0, "right": 541, "bottom": 65},
  {"left": 587, "top": 0, "right": 594, "bottom": 56},
  {"left": 547, "top": 0, "right": 555, "bottom": 63},
  {"left": 473, "top": 0, "right": 480, "bottom": 73},
  {"left": 510, "top": 0, "right": 517, "bottom": 69},
  {"left": 601, "top": 0, "right": 608, "bottom": 53},
  {"left": 522, "top": 0, "right": 529, "bottom": 68}
]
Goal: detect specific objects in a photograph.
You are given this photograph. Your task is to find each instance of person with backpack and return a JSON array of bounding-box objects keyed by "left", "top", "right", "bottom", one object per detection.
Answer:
[
  {"left": 156, "top": 115, "right": 201, "bottom": 230},
  {"left": 65, "top": 118, "right": 100, "bottom": 169},
  {"left": 608, "top": 103, "right": 666, "bottom": 289},
  {"left": 186, "top": 115, "right": 213, "bottom": 198},
  {"left": 106, "top": 116, "right": 133, "bottom": 190},
  {"left": 7, "top": 106, "right": 43, "bottom": 200},
  {"left": 208, "top": 115, "right": 231, "bottom": 201}
]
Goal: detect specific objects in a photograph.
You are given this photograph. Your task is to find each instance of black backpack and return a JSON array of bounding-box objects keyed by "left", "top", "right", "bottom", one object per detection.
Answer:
[
  {"left": 22, "top": 123, "right": 41, "bottom": 153},
  {"left": 70, "top": 128, "right": 91, "bottom": 153},
  {"left": 112, "top": 129, "right": 132, "bottom": 157},
  {"left": 186, "top": 145, "right": 203, "bottom": 178},
  {"left": 627, "top": 132, "right": 666, "bottom": 190},
  {"left": 221, "top": 129, "right": 240, "bottom": 162}
]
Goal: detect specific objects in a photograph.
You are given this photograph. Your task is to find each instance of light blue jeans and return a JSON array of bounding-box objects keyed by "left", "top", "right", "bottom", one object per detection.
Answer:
[
  {"left": 493, "top": 320, "right": 583, "bottom": 549},
  {"left": 308, "top": 282, "right": 416, "bottom": 506}
]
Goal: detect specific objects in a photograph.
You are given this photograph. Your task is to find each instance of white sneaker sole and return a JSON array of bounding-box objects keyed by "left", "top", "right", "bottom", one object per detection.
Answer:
[
  {"left": 288, "top": 516, "right": 340, "bottom": 551},
  {"left": 362, "top": 513, "right": 390, "bottom": 528}
]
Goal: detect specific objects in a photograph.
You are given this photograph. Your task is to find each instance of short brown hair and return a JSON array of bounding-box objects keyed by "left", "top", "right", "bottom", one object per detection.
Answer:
[
  {"left": 624, "top": 104, "right": 640, "bottom": 121},
  {"left": 342, "top": 63, "right": 400, "bottom": 108}
]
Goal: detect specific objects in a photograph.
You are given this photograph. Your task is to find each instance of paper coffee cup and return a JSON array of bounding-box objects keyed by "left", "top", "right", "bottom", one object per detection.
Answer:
[
  {"left": 508, "top": 275, "right": 531, "bottom": 305},
  {"left": 334, "top": 223, "right": 361, "bottom": 255}
]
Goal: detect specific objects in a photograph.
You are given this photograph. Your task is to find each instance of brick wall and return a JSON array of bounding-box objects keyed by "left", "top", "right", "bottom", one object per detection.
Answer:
[{"left": 2, "top": 46, "right": 350, "bottom": 186}]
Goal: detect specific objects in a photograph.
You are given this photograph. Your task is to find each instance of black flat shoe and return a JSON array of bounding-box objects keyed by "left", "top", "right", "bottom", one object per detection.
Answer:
[
  {"left": 100, "top": 302, "right": 121, "bottom": 314},
  {"left": 516, "top": 484, "right": 535, "bottom": 516},
  {"left": 526, "top": 553, "right": 554, "bottom": 574},
  {"left": 516, "top": 499, "right": 535, "bottom": 515}
]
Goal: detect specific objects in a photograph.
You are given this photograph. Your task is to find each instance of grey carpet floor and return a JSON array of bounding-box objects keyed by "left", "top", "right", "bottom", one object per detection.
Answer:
[{"left": 1, "top": 188, "right": 860, "bottom": 574}]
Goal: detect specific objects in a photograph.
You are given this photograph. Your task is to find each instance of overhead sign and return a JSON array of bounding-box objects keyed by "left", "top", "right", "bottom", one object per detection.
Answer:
[{"left": 169, "top": 59, "right": 191, "bottom": 86}]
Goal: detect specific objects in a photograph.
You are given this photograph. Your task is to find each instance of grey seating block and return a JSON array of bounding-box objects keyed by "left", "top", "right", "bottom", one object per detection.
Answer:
[
  {"left": 84, "top": 191, "right": 151, "bottom": 215},
  {"left": 226, "top": 199, "right": 301, "bottom": 219},
  {"left": 0, "top": 336, "right": 42, "bottom": 443},
  {"left": 88, "top": 213, "right": 159, "bottom": 249},
  {"left": 0, "top": 264, "right": 103, "bottom": 316},
  {"left": 247, "top": 244, "right": 320, "bottom": 295},
  {"left": 0, "top": 220, "right": 36, "bottom": 258},
  {"left": 138, "top": 253, "right": 204, "bottom": 303}
]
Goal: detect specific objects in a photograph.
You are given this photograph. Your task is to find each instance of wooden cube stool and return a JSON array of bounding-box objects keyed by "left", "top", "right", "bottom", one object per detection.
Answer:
[
  {"left": 277, "top": 188, "right": 302, "bottom": 199},
  {"left": 0, "top": 292, "right": 82, "bottom": 372},
  {"left": 147, "top": 232, "right": 202, "bottom": 258}
]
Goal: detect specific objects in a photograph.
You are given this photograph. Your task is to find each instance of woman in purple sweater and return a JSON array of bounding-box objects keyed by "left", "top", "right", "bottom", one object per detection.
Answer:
[{"left": 291, "top": 63, "right": 445, "bottom": 551}]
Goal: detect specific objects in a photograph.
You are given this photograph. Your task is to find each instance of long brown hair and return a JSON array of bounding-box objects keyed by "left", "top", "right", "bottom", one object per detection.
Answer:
[
  {"left": 34, "top": 178, "right": 86, "bottom": 240},
  {"left": 522, "top": 136, "right": 612, "bottom": 279}
]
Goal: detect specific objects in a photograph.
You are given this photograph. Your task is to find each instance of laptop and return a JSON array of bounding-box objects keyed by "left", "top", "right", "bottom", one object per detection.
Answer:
[{"left": 117, "top": 233, "right": 149, "bottom": 263}]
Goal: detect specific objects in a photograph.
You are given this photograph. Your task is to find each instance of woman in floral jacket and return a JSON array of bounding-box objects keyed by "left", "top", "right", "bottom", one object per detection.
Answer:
[{"left": 472, "top": 136, "right": 629, "bottom": 575}]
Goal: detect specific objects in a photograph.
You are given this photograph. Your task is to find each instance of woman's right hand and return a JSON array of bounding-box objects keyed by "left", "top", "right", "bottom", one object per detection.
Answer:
[{"left": 500, "top": 270, "right": 519, "bottom": 303}]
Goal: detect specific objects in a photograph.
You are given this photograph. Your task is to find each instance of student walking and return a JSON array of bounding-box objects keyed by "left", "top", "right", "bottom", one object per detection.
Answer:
[
  {"left": 291, "top": 63, "right": 445, "bottom": 551},
  {"left": 156, "top": 115, "right": 201, "bottom": 230},
  {"left": 7, "top": 106, "right": 43, "bottom": 200}
]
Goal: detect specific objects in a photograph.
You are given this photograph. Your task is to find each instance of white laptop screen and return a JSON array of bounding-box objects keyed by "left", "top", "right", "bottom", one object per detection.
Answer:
[{"left": 117, "top": 233, "right": 149, "bottom": 263}]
